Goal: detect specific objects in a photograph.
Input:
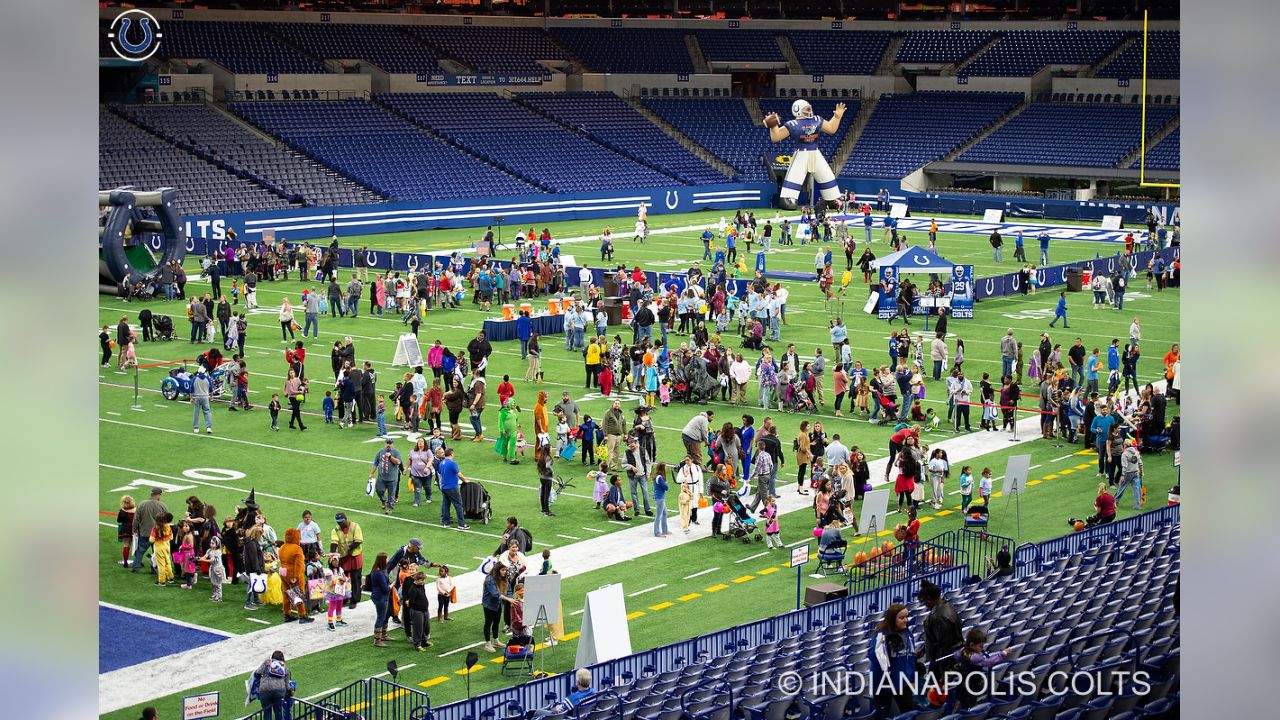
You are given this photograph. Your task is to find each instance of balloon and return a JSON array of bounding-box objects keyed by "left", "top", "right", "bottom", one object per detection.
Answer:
[
  {"left": 812, "top": 527, "right": 823, "bottom": 537},
  {"left": 713, "top": 502, "right": 726, "bottom": 514}
]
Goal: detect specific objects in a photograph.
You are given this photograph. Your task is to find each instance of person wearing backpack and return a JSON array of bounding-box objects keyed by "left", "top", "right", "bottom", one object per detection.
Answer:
[{"left": 251, "top": 650, "right": 292, "bottom": 720}]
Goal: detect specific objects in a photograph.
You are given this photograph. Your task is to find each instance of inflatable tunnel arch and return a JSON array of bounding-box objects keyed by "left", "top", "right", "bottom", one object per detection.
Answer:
[{"left": 99, "top": 187, "right": 187, "bottom": 293}]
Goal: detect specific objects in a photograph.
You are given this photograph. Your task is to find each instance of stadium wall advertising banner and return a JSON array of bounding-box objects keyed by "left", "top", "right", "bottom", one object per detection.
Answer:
[
  {"left": 181, "top": 182, "right": 775, "bottom": 244},
  {"left": 950, "top": 264, "right": 974, "bottom": 318},
  {"left": 876, "top": 266, "right": 898, "bottom": 319}
]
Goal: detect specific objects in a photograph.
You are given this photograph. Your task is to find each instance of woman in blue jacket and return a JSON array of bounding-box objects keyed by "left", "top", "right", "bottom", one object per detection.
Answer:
[{"left": 870, "top": 603, "right": 918, "bottom": 716}]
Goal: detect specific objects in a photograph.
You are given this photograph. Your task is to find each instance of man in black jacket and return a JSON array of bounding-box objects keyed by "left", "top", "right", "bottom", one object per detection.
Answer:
[
  {"left": 633, "top": 303, "right": 655, "bottom": 345},
  {"left": 340, "top": 337, "right": 356, "bottom": 370},
  {"left": 919, "top": 581, "right": 964, "bottom": 677},
  {"left": 360, "top": 361, "right": 377, "bottom": 423},
  {"left": 467, "top": 332, "right": 492, "bottom": 378},
  {"left": 347, "top": 365, "right": 366, "bottom": 424}
]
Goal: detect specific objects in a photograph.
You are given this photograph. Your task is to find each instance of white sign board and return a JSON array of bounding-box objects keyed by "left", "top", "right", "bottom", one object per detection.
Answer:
[
  {"left": 1002, "top": 454, "right": 1033, "bottom": 496},
  {"left": 523, "top": 573, "right": 562, "bottom": 625},
  {"left": 391, "top": 333, "right": 424, "bottom": 368},
  {"left": 790, "top": 544, "right": 810, "bottom": 568},
  {"left": 1100, "top": 215, "right": 1124, "bottom": 231},
  {"left": 863, "top": 290, "right": 880, "bottom": 315},
  {"left": 859, "top": 489, "right": 890, "bottom": 536},
  {"left": 889, "top": 202, "right": 910, "bottom": 219},
  {"left": 983, "top": 208, "right": 1005, "bottom": 223},
  {"left": 183, "top": 691, "right": 219, "bottom": 720},
  {"left": 1173, "top": 450, "right": 1181, "bottom": 467},
  {"left": 559, "top": 255, "right": 577, "bottom": 268},
  {"left": 575, "top": 584, "right": 632, "bottom": 667}
]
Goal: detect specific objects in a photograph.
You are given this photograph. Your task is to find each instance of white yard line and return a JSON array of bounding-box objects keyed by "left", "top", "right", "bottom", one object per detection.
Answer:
[
  {"left": 627, "top": 584, "right": 668, "bottom": 597},
  {"left": 734, "top": 551, "right": 768, "bottom": 564},
  {"left": 682, "top": 567, "right": 720, "bottom": 580},
  {"left": 438, "top": 640, "right": 486, "bottom": 657}
]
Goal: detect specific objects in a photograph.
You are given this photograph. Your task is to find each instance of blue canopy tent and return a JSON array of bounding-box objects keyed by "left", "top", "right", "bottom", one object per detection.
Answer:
[
  {"left": 870, "top": 245, "right": 955, "bottom": 274},
  {"left": 870, "top": 246, "right": 965, "bottom": 326}
]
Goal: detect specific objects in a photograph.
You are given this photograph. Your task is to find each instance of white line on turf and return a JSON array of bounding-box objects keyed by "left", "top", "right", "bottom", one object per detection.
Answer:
[
  {"left": 444, "top": 564, "right": 469, "bottom": 571},
  {"left": 439, "top": 641, "right": 486, "bottom": 657},
  {"left": 627, "top": 584, "right": 668, "bottom": 597},
  {"left": 244, "top": 618, "right": 272, "bottom": 625},
  {"left": 683, "top": 567, "right": 720, "bottom": 580},
  {"left": 100, "top": 418, "right": 369, "bottom": 464},
  {"left": 570, "top": 608, "right": 585, "bottom": 616},
  {"left": 581, "top": 527, "right": 606, "bottom": 533},
  {"left": 303, "top": 688, "right": 340, "bottom": 702},
  {"left": 734, "top": 552, "right": 768, "bottom": 564},
  {"left": 373, "top": 663, "right": 416, "bottom": 678},
  {"left": 103, "top": 603, "right": 239, "bottom": 638},
  {"left": 785, "top": 538, "right": 810, "bottom": 548},
  {"left": 557, "top": 534, "right": 582, "bottom": 540},
  {"left": 98, "top": 521, "right": 115, "bottom": 528},
  {"left": 106, "top": 411, "right": 122, "bottom": 416}
]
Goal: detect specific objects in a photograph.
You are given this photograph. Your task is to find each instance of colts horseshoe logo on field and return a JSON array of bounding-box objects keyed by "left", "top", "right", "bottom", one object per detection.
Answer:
[{"left": 665, "top": 191, "right": 679, "bottom": 210}]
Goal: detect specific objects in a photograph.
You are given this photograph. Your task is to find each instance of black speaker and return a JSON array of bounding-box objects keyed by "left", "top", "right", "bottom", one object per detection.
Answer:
[{"left": 804, "top": 582, "right": 849, "bottom": 608}]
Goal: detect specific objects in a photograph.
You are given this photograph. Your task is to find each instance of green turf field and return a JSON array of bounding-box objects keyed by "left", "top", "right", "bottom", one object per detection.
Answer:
[{"left": 99, "top": 206, "right": 1179, "bottom": 719}]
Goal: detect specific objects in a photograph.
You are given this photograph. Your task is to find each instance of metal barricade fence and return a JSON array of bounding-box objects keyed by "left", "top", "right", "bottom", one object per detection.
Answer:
[
  {"left": 844, "top": 541, "right": 968, "bottom": 596},
  {"left": 237, "top": 697, "right": 349, "bottom": 720},
  {"left": 925, "top": 528, "right": 1016, "bottom": 578},
  {"left": 366, "top": 677, "right": 433, "bottom": 720}
]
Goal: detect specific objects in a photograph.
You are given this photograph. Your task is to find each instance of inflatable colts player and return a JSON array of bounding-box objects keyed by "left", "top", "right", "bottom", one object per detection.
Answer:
[{"left": 765, "top": 99, "right": 846, "bottom": 211}]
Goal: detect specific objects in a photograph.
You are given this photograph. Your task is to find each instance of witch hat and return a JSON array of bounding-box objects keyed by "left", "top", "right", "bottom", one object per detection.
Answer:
[{"left": 243, "top": 488, "right": 259, "bottom": 510}]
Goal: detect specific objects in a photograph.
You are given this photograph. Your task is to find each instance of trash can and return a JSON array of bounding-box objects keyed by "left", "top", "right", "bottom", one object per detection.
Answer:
[{"left": 1065, "top": 267, "right": 1084, "bottom": 292}]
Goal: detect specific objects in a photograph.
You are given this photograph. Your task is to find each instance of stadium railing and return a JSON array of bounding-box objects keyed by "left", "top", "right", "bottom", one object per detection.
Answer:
[
  {"left": 1014, "top": 504, "right": 1179, "bottom": 577},
  {"left": 925, "top": 528, "right": 1017, "bottom": 578}
]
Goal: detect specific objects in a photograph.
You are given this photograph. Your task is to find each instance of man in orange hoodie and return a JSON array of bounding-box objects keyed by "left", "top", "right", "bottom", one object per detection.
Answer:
[{"left": 279, "top": 528, "right": 312, "bottom": 624}]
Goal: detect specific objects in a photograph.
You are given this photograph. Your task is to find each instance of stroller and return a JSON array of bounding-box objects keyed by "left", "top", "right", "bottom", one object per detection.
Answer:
[
  {"left": 782, "top": 379, "right": 816, "bottom": 415},
  {"left": 872, "top": 390, "right": 898, "bottom": 426},
  {"left": 461, "top": 481, "right": 493, "bottom": 525},
  {"left": 153, "top": 314, "right": 175, "bottom": 341},
  {"left": 719, "top": 492, "right": 763, "bottom": 544}
]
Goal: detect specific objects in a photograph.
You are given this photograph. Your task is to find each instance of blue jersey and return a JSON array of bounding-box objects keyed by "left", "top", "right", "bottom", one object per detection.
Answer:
[
  {"left": 784, "top": 116, "right": 823, "bottom": 150},
  {"left": 1039, "top": 234, "right": 1050, "bottom": 250}
]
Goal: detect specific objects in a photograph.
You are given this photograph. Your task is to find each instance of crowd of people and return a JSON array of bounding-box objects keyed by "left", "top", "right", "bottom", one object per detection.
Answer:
[{"left": 108, "top": 206, "right": 1179, "bottom": 720}]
